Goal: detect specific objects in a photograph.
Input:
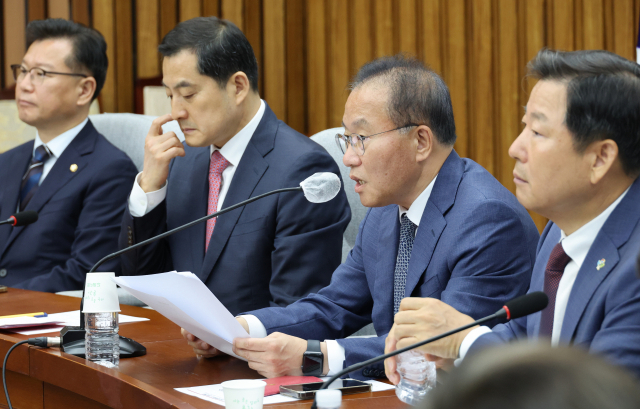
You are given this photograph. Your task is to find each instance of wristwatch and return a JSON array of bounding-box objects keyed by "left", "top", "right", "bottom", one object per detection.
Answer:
[{"left": 301, "top": 340, "right": 323, "bottom": 376}]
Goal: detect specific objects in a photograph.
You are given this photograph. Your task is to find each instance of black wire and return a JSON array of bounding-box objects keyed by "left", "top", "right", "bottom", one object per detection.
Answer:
[{"left": 3, "top": 340, "right": 29, "bottom": 409}]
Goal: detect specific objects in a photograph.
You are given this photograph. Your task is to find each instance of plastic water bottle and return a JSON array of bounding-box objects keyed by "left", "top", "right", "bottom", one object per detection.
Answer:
[
  {"left": 395, "top": 350, "right": 436, "bottom": 405},
  {"left": 85, "top": 311, "right": 119, "bottom": 368},
  {"left": 316, "top": 389, "right": 342, "bottom": 409}
]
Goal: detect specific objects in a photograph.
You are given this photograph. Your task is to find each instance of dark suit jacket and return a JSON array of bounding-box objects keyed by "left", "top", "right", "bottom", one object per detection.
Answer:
[
  {"left": 0, "top": 120, "right": 138, "bottom": 292},
  {"left": 250, "top": 150, "right": 540, "bottom": 379},
  {"left": 119, "top": 104, "right": 351, "bottom": 316},
  {"left": 470, "top": 177, "right": 640, "bottom": 378}
]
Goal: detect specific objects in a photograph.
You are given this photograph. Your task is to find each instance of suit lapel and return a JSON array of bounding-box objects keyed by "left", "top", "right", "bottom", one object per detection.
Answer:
[
  {"left": 198, "top": 105, "right": 277, "bottom": 282},
  {"left": 186, "top": 149, "right": 210, "bottom": 274},
  {"left": 0, "top": 143, "right": 32, "bottom": 249},
  {"left": 403, "top": 150, "right": 462, "bottom": 296},
  {"left": 559, "top": 178, "right": 640, "bottom": 342},
  {"left": 1, "top": 122, "right": 97, "bottom": 258},
  {"left": 375, "top": 207, "right": 400, "bottom": 314}
]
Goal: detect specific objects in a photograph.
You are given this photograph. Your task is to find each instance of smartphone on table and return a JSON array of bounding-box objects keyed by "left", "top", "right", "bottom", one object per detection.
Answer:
[{"left": 279, "top": 379, "right": 371, "bottom": 400}]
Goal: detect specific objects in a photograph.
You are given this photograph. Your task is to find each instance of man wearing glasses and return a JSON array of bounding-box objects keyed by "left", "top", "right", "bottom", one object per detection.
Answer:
[
  {"left": 183, "top": 55, "right": 539, "bottom": 380},
  {"left": 0, "top": 19, "right": 136, "bottom": 292}
]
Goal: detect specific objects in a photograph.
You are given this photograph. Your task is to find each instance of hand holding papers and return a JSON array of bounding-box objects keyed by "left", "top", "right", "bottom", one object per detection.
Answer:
[{"left": 113, "top": 271, "right": 249, "bottom": 359}]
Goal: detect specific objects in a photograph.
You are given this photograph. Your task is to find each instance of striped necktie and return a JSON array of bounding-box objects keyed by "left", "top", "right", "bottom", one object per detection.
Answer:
[
  {"left": 205, "top": 150, "right": 230, "bottom": 252},
  {"left": 19, "top": 145, "right": 51, "bottom": 211}
]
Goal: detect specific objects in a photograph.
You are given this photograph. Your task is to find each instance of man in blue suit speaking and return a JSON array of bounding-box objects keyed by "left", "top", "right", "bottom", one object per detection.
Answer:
[
  {"left": 184, "top": 55, "right": 540, "bottom": 379},
  {"left": 0, "top": 19, "right": 137, "bottom": 292},
  {"left": 119, "top": 17, "right": 350, "bottom": 316},
  {"left": 384, "top": 49, "right": 640, "bottom": 379}
]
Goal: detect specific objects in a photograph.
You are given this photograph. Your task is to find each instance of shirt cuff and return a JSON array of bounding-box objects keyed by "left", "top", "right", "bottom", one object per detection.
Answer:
[
  {"left": 128, "top": 172, "right": 167, "bottom": 217},
  {"left": 325, "top": 340, "right": 346, "bottom": 376},
  {"left": 240, "top": 315, "right": 268, "bottom": 338},
  {"left": 454, "top": 326, "right": 492, "bottom": 366}
]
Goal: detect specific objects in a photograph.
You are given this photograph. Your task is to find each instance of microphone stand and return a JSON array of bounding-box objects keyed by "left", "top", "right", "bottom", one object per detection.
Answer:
[
  {"left": 309, "top": 309, "right": 507, "bottom": 409},
  {"left": 60, "top": 186, "right": 303, "bottom": 358}
]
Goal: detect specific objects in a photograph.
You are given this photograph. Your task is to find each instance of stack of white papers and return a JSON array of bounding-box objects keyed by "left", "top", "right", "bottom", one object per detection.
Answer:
[
  {"left": 0, "top": 311, "right": 149, "bottom": 335},
  {"left": 113, "top": 271, "right": 249, "bottom": 359},
  {"left": 175, "top": 379, "right": 396, "bottom": 406}
]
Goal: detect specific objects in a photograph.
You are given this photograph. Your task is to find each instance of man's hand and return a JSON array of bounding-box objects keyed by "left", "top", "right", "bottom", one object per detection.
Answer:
[
  {"left": 181, "top": 328, "right": 222, "bottom": 358},
  {"left": 384, "top": 298, "right": 475, "bottom": 383},
  {"left": 139, "top": 114, "right": 186, "bottom": 193},
  {"left": 233, "top": 332, "right": 308, "bottom": 378}
]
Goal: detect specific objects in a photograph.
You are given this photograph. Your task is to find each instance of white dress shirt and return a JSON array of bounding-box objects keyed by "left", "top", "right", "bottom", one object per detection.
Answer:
[
  {"left": 458, "top": 187, "right": 630, "bottom": 361},
  {"left": 128, "top": 100, "right": 266, "bottom": 217},
  {"left": 32, "top": 118, "right": 88, "bottom": 184},
  {"left": 242, "top": 175, "right": 438, "bottom": 375}
]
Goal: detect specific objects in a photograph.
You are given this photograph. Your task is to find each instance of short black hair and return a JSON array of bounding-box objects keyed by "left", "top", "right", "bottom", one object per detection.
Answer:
[
  {"left": 424, "top": 343, "right": 640, "bottom": 409},
  {"left": 26, "top": 19, "right": 107, "bottom": 101},
  {"left": 528, "top": 48, "right": 640, "bottom": 176},
  {"left": 350, "top": 54, "right": 457, "bottom": 146},
  {"left": 158, "top": 17, "right": 259, "bottom": 91}
]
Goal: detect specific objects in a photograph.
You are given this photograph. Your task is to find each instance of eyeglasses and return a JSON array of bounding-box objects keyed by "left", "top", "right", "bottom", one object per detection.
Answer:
[
  {"left": 11, "top": 64, "right": 88, "bottom": 86},
  {"left": 335, "top": 124, "right": 418, "bottom": 156}
]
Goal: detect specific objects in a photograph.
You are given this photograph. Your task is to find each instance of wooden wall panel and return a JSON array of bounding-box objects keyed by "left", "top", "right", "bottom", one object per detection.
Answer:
[
  {"left": 263, "top": 0, "right": 286, "bottom": 120},
  {"left": 137, "top": 0, "right": 160, "bottom": 79},
  {"left": 306, "top": 0, "right": 327, "bottom": 135},
  {"left": 115, "top": 0, "right": 134, "bottom": 112},
  {"left": 92, "top": 0, "right": 116, "bottom": 112},
  {"left": 4, "top": 0, "right": 27, "bottom": 88},
  {"left": 3, "top": 0, "right": 640, "bottom": 231},
  {"left": 179, "top": 0, "right": 201, "bottom": 22},
  {"left": 28, "top": 0, "right": 47, "bottom": 22},
  {"left": 328, "top": 0, "right": 349, "bottom": 128},
  {"left": 222, "top": 0, "right": 243, "bottom": 30},
  {"left": 285, "top": 0, "right": 305, "bottom": 132},
  {"left": 71, "top": 0, "right": 90, "bottom": 26},
  {"left": 48, "top": 0, "right": 70, "bottom": 19}
]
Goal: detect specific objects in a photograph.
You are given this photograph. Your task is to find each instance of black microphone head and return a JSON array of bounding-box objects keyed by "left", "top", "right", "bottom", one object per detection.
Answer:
[
  {"left": 11, "top": 210, "right": 39, "bottom": 226},
  {"left": 504, "top": 291, "right": 549, "bottom": 320}
]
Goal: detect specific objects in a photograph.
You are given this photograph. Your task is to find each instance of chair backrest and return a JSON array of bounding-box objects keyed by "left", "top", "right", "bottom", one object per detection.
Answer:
[
  {"left": 89, "top": 113, "right": 184, "bottom": 171},
  {"left": 310, "top": 127, "right": 368, "bottom": 261}
]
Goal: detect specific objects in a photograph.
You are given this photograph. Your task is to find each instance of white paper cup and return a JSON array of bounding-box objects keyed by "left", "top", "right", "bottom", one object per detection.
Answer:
[
  {"left": 82, "top": 272, "right": 121, "bottom": 313},
  {"left": 221, "top": 380, "right": 266, "bottom": 409}
]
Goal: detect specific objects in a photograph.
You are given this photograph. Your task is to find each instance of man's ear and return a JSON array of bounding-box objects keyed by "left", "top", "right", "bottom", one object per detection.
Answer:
[
  {"left": 588, "top": 139, "right": 619, "bottom": 184},
  {"left": 77, "top": 77, "right": 97, "bottom": 107},
  {"left": 415, "top": 125, "right": 434, "bottom": 163},
  {"left": 228, "top": 71, "right": 252, "bottom": 105}
]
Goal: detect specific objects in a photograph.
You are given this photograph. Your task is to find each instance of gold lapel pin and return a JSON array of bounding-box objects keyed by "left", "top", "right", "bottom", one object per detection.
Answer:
[
  {"left": 70, "top": 164, "right": 78, "bottom": 172},
  {"left": 596, "top": 258, "right": 605, "bottom": 271}
]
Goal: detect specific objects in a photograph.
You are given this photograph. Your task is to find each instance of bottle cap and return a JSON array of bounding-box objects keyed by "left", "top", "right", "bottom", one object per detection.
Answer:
[{"left": 316, "top": 389, "right": 342, "bottom": 408}]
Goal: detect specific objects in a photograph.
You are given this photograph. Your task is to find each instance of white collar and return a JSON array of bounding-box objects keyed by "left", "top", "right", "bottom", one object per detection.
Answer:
[
  {"left": 34, "top": 118, "right": 88, "bottom": 158},
  {"left": 398, "top": 175, "right": 438, "bottom": 226},
  {"left": 209, "top": 100, "right": 266, "bottom": 165},
  {"left": 560, "top": 186, "right": 630, "bottom": 267}
]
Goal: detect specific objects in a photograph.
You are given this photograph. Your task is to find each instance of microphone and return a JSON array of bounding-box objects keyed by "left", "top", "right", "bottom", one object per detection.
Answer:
[
  {"left": 310, "top": 292, "right": 549, "bottom": 408},
  {"left": 0, "top": 211, "right": 38, "bottom": 227},
  {"left": 60, "top": 172, "right": 343, "bottom": 357}
]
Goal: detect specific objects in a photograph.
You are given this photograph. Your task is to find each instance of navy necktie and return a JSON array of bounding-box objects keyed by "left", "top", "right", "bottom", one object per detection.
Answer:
[
  {"left": 20, "top": 145, "right": 51, "bottom": 211},
  {"left": 539, "top": 242, "right": 572, "bottom": 338},
  {"left": 393, "top": 214, "right": 417, "bottom": 314}
]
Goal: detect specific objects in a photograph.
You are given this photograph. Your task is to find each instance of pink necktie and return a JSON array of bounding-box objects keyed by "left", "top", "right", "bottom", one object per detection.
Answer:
[{"left": 205, "top": 151, "right": 230, "bottom": 252}]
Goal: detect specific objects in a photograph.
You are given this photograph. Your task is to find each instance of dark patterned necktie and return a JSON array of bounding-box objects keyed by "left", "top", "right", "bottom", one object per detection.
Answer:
[
  {"left": 19, "top": 145, "right": 51, "bottom": 211},
  {"left": 539, "top": 242, "right": 572, "bottom": 338},
  {"left": 393, "top": 214, "right": 417, "bottom": 314}
]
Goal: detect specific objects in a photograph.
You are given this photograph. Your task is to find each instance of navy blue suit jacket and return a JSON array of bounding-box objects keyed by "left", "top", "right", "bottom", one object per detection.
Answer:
[
  {"left": 119, "top": 104, "right": 351, "bottom": 316},
  {"left": 250, "top": 150, "right": 540, "bottom": 378},
  {"left": 0, "top": 120, "right": 137, "bottom": 291},
  {"left": 470, "top": 177, "right": 640, "bottom": 378}
]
